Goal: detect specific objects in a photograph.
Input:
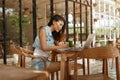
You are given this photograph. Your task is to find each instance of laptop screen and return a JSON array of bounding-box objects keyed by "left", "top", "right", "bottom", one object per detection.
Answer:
[{"left": 83, "top": 34, "right": 95, "bottom": 49}]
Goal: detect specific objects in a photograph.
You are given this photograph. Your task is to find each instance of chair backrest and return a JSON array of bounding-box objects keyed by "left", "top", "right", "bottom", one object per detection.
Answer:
[
  {"left": 10, "top": 44, "right": 33, "bottom": 55},
  {"left": 116, "top": 38, "right": 120, "bottom": 49},
  {"left": 78, "top": 47, "right": 119, "bottom": 59},
  {"left": 20, "top": 47, "right": 33, "bottom": 55},
  {"left": 10, "top": 44, "right": 21, "bottom": 54},
  {"left": 116, "top": 38, "right": 120, "bottom": 44}
]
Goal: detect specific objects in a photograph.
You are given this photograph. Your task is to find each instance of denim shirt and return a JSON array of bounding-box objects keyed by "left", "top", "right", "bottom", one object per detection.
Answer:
[{"left": 32, "top": 26, "right": 54, "bottom": 56}]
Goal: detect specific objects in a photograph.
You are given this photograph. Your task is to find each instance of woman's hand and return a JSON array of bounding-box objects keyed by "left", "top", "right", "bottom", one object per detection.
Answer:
[
  {"left": 55, "top": 40, "right": 68, "bottom": 48},
  {"left": 54, "top": 40, "right": 64, "bottom": 46},
  {"left": 57, "top": 41, "right": 65, "bottom": 46},
  {"left": 59, "top": 42, "right": 69, "bottom": 48}
]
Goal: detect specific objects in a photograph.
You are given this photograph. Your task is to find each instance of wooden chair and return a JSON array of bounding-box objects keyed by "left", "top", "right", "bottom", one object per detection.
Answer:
[
  {"left": 9, "top": 44, "right": 22, "bottom": 67},
  {"left": 68, "top": 47, "right": 120, "bottom": 80},
  {"left": 0, "top": 64, "right": 49, "bottom": 80},
  {"left": 10, "top": 44, "right": 60, "bottom": 80},
  {"left": 68, "top": 34, "right": 95, "bottom": 75},
  {"left": 110, "top": 38, "right": 120, "bottom": 69},
  {"left": 116, "top": 38, "right": 120, "bottom": 49}
]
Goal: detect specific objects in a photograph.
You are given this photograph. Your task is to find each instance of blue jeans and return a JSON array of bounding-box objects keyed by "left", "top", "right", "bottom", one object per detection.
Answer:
[{"left": 31, "top": 58, "right": 50, "bottom": 70}]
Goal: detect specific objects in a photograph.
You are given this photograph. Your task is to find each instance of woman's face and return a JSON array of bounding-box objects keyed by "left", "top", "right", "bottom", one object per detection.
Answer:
[{"left": 53, "top": 20, "right": 64, "bottom": 32}]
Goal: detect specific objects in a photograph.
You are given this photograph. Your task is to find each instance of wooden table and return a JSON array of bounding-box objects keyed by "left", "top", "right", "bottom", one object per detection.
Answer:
[
  {"left": 0, "top": 64, "right": 49, "bottom": 80},
  {"left": 52, "top": 47, "right": 82, "bottom": 80}
]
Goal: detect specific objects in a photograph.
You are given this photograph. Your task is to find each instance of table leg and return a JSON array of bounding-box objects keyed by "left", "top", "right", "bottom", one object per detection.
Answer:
[
  {"left": 60, "top": 54, "right": 66, "bottom": 80},
  {"left": 51, "top": 53, "right": 56, "bottom": 80}
]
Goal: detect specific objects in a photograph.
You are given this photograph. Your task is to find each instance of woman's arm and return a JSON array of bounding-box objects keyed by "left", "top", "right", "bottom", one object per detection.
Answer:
[{"left": 39, "top": 28, "right": 68, "bottom": 51}]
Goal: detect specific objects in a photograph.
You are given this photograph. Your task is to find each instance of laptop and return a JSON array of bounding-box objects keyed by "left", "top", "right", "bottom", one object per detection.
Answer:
[
  {"left": 57, "top": 34, "right": 95, "bottom": 51},
  {"left": 83, "top": 34, "right": 95, "bottom": 49}
]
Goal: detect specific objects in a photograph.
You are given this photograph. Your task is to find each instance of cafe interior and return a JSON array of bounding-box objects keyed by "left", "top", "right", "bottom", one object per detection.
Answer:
[{"left": 0, "top": 0, "right": 120, "bottom": 80}]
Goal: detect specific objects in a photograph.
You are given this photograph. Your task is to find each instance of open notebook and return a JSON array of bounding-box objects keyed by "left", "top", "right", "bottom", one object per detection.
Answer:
[{"left": 83, "top": 34, "right": 95, "bottom": 49}]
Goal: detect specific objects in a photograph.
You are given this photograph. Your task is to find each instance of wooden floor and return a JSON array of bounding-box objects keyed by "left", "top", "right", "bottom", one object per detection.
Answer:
[{"left": 0, "top": 56, "right": 119, "bottom": 80}]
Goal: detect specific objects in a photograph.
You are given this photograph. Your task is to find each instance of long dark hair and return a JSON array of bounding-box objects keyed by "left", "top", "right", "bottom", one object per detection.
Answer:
[{"left": 48, "top": 14, "right": 66, "bottom": 41}]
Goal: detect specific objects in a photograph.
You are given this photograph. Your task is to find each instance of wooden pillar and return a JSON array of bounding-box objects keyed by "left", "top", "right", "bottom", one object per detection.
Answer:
[
  {"left": 65, "top": 0, "right": 69, "bottom": 41},
  {"left": 18, "top": 0, "right": 23, "bottom": 47},
  {"left": 73, "top": 1, "right": 76, "bottom": 44},
  {"left": 80, "top": 0, "right": 83, "bottom": 45},
  {"left": 90, "top": 0, "right": 93, "bottom": 34},
  {"left": 32, "top": 0, "right": 37, "bottom": 40},
  {"left": 2, "top": 0, "right": 7, "bottom": 64},
  {"left": 50, "top": 0, "right": 54, "bottom": 18}
]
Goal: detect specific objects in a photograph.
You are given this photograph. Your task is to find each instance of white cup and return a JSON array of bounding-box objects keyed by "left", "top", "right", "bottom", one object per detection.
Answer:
[
  {"left": 75, "top": 43, "right": 81, "bottom": 48},
  {"left": 95, "top": 42, "right": 101, "bottom": 47}
]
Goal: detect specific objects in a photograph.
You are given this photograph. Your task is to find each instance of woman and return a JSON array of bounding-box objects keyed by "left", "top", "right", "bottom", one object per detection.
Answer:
[{"left": 32, "top": 14, "right": 68, "bottom": 70}]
